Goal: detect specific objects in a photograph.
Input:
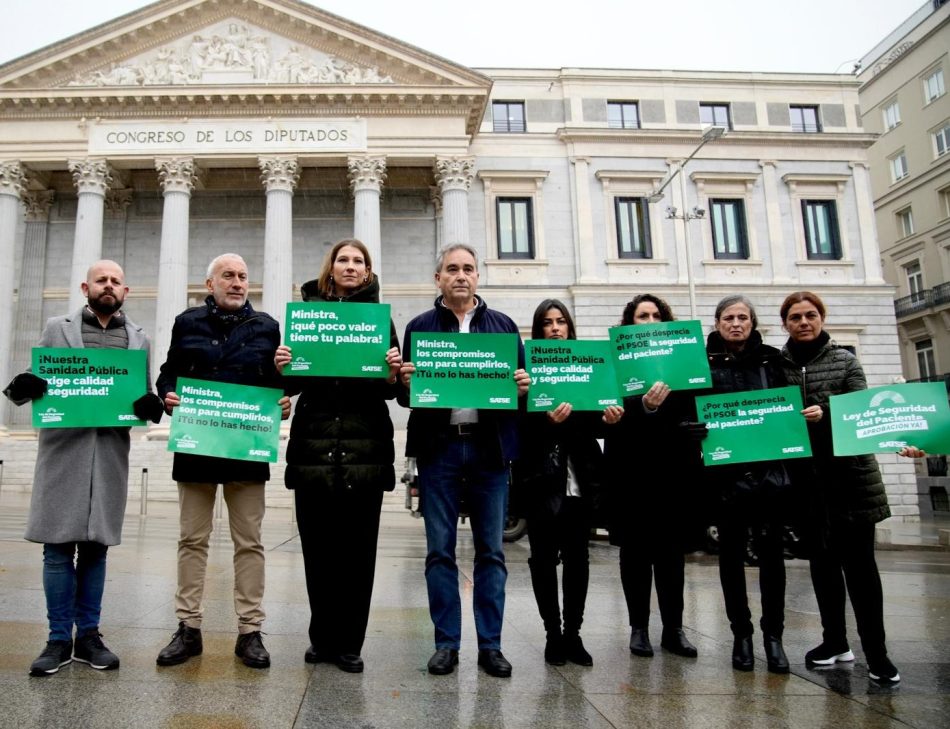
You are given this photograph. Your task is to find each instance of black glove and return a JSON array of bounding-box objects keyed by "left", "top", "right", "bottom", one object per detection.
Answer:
[
  {"left": 3, "top": 372, "right": 48, "bottom": 406},
  {"left": 132, "top": 393, "right": 165, "bottom": 424},
  {"left": 679, "top": 420, "right": 709, "bottom": 441}
]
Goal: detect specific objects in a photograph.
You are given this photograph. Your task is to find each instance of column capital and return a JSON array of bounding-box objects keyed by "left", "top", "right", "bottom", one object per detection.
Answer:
[
  {"left": 848, "top": 161, "right": 870, "bottom": 171},
  {"left": 22, "top": 190, "right": 55, "bottom": 220},
  {"left": 348, "top": 155, "right": 387, "bottom": 193},
  {"left": 758, "top": 159, "right": 778, "bottom": 169},
  {"left": 156, "top": 157, "right": 197, "bottom": 195},
  {"left": 434, "top": 156, "right": 475, "bottom": 193},
  {"left": 105, "top": 188, "right": 133, "bottom": 216},
  {"left": 0, "top": 161, "right": 26, "bottom": 198},
  {"left": 259, "top": 156, "right": 300, "bottom": 193},
  {"left": 68, "top": 158, "right": 112, "bottom": 196}
]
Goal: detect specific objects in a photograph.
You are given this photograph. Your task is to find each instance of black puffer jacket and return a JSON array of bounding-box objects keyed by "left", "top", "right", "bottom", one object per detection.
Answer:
[
  {"left": 157, "top": 297, "right": 281, "bottom": 484},
  {"left": 283, "top": 275, "right": 404, "bottom": 493},
  {"left": 781, "top": 334, "right": 889, "bottom": 525},
  {"left": 514, "top": 410, "right": 604, "bottom": 521}
]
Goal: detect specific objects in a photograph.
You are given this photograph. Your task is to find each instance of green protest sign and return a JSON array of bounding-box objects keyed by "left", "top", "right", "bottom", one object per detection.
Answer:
[
  {"left": 409, "top": 332, "right": 518, "bottom": 409},
  {"left": 284, "top": 301, "right": 390, "bottom": 378},
  {"left": 830, "top": 382, "right": 950, "bottom": 456},
  {"left": 527, "top": 339, "right": 620, "bottom": 411},
  {"left": 696, "top": 385, "right": 812, "bottom": 466},
  {"left": 609, "top": 320, "right": 711, "bottom": 395},
  {"left": 167, "top": 378, "right": 282, "bottom": 463},
  {"left": 31, "top": 347, "right": 147, "bottom": 428}
]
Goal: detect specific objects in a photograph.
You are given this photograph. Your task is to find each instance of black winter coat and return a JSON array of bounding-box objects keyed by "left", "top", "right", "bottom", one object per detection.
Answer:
[
  {"left": 603, "top": 389, "right": 704, "bottom": 547},
  {"left": 283, "top": 275, "right": 404, "bottom": 493},
  {"left": 781, "top": 334, "right": 889, "bottom": 526},
  {"left": 513, "top": 410, "right": 604, "bottom": 521},
  {"left": 705, "top": 330, "right": 792, "bottom": 513},
  {"left": 156, "top": 297, "right": 282, "bottom": 484}
]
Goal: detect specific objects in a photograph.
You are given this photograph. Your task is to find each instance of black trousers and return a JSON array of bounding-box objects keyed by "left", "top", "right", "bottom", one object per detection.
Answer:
[
  {"left": 809, "top": 520, "right": 887, "bottom": 656},
  {"left": 295, "top": 486, "right": 384, "bottom": 656},
  {"left": 718, "top": 514, "right": 786, "bottom": 638},
  {"left": 526, "top": 496, "right": 590, "bottom": 636},
  {"left": 619, "top": 535, "right": 685, "bottom": 631}
]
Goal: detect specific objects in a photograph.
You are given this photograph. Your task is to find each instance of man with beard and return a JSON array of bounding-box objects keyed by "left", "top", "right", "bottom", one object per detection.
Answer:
[{"left": 3, "top": 260, "right": 163, "bottom": 677}]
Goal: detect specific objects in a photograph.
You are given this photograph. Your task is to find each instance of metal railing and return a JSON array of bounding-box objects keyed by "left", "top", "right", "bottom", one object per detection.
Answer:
[
  {"left": 895, "top": 290, "right": 933, "bottom": 317},
  {"left": 933, "top": 282, "right": 950, "bottom": 306}
]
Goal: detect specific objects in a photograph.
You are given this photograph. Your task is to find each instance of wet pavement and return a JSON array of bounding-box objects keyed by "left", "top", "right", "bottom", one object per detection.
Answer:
[{"left": 0, "top": 492, "right": 948, "bottom": 729}]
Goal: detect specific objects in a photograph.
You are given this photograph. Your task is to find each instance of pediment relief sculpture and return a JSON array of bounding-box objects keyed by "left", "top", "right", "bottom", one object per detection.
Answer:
[{"left": 67, "top": 20, "right": 394, "bottom": 87}]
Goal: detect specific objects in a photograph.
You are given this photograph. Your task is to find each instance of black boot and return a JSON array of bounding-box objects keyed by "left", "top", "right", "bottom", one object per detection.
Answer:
[
  {"left": 661, "top": 628, "right": 698, "bottom": 658},
  {"left": 544, "top": 632, "right": 566, "bottom": 666},
  {"left": 629, "top": 626, "right": 654, "bottom": 657},
  {"left": 732, "top": 635, "right": 754, "bottom": 672},
  {"left": 763, "top": 635, "right": 789, "bottom": 674},
  {"left": 563, "top": 632, "right": 593, "bottom": 666}
]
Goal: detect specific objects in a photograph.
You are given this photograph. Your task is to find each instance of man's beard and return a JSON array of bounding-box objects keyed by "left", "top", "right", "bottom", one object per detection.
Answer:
[{"left": 88, "top": 293, "right": 123, "bottom": 316}]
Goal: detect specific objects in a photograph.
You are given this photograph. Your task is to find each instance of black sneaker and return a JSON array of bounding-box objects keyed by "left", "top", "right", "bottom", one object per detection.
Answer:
[
  {"left": 235, "top": 631, "right": 270, "bottom": 669},
  {"left": 156, "top": 622, "right": 203, "bottom": 666},
  {"left": 73, "top": 630, "right": 120, "bottom": 670},
  {"left": 805, "top": 642, "right": 854, "bottom": 666},
  {"left": 868, "top": 655, "right": 901, "bottom": 684},
  {"left": 29, "top": 640, "right": 73, "bottom": 677}
]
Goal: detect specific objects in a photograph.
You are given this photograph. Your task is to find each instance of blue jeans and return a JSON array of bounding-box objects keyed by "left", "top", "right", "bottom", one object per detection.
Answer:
[
  {"left": 43, "top": 542, "right": 109, "bottom": 642},
  {"left": 419, "top": 435, "right": 508, "bottom": 650}
]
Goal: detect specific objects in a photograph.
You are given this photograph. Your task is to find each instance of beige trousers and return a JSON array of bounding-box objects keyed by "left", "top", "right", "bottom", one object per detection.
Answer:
[{"left": 175, "top": 481, "right": 266, "bottom": 634}]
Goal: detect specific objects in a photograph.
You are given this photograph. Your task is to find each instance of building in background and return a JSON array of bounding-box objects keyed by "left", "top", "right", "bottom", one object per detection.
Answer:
[
  {"left": 0, "top": 0, "right": 917, "bottom": 517},
  {"left": 858, "top": 0, "right": 950, "bottom": 384}
]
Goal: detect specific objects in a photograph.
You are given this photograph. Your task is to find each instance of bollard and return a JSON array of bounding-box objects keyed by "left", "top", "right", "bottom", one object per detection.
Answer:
[
  {"left": 139, "top": 468, "right": 148, "bottom": 516},
  {"left": 0, "top": 459, "right": 3, "bottom": 503},
  {"left": 214, "top": 488, "right": 224, "bottom": 520}
]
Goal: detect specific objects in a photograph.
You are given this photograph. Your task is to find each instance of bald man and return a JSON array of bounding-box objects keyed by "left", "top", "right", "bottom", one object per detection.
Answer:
[{"left": 4, "top": 260, "right": 162, "bottom": 677}]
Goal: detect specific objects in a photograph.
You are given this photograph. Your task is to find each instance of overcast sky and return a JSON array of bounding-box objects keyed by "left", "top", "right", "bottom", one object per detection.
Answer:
[{"left": 0, "top": 0, "right": 927, "bottom": 73}]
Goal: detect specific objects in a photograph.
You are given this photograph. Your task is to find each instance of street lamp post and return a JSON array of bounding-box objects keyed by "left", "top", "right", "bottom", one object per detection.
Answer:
[{"left": 647, "top": 125, "right": 725, "bottom": 319}]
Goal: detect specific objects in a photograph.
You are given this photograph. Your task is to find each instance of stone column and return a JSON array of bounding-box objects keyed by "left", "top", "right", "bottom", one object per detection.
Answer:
[
  {"left": 759, "top": 160, "right": 789, "bottom": 284},
  {"left": 434, "top": 156, "right": 475, "bottom": 245},
  {"left": 429, "top": 186, "right": 444, "bottom": 256},
  {"left": 348, "top": 155, "right": 387, "bottom": 269},
  {"left": 570, "top": 156, "right": 598, "bottom": 283},
  {"left": 259, "top": 156, "right": 299, "bottom": 329},
  {"left": 0, "top": 161, "right": 26, "bottom": 431},
  {"left": 10, "top": 189, "right": 55, "bottom": 429},
  {"left": 67, "top": 159, "right": 112, "bottom": 311},
  {"left": 850, "top": 161, "right": 885, "bottom": 284},
  {"left": 154, "top": 157, "right": 196, "bottom": 380}
]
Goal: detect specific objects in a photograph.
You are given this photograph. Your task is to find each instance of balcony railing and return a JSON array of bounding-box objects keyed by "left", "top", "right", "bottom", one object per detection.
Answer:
[
  {"left": 933, "top": 282, "right": 950, "bottom": 306},
  {"left": 895, "top": 290, "right": 933, "bottom": 317}
]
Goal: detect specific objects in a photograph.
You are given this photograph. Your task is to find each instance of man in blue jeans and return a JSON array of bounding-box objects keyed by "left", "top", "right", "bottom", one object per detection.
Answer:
[
  {"left": 400, "top": 244, "right": 529, "bottom": 677},
  {"left": 3, "top": 260, "right": 163, "bottom": 677}
]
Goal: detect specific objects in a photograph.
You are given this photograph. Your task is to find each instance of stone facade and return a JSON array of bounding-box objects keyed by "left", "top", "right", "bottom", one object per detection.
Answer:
[{"left": 0, "top": 0, "right": 918, "bottom": 518}]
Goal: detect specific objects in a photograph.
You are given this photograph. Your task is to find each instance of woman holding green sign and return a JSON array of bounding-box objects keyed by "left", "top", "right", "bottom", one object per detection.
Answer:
[
  {"left": 706, "top": 294, "right": 791, "bottom": 674},
  {"left": 604, "top": 294, "right": 702, "bottom": 661},
  {"left": 275, "top": 239, "right": 405, "bottom": 674},
  {"left": 516, "top": 299, "right": 616, "bottom": 667},
  {"left": 779, "top": 291, "right": 899, "bottom": 684}
]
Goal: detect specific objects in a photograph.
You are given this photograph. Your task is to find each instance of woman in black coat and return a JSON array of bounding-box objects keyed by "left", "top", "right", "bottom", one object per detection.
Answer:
[
  {"left": 706, "top": 294, "right": 790, "bottom": 674},
  {"left": 516, "top": 299, "right": 620, "bottom": 666},
  {"left": 275, "top": 238, "right": 404, "bottom": 673},
  {"left": 604, "top": 294, "right": 701, "bottom": 660},
  {"left": 779, "top": 291, "right": 900, "bottom": 684}
]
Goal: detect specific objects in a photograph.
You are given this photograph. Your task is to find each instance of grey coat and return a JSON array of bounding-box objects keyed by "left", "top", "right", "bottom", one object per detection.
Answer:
[{"left": 24, "top": 309, "right": 151, "bottom": 546}]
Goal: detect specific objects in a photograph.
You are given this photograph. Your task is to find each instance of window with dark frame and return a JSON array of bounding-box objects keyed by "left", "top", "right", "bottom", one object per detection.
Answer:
[
  {"left": 496, "top": 197, "right": 534, "bottom": 258},
  {"left": 801, "top": 199, "right": 841, "bottom": 259},
  {"left": 709, "top": 199, "right": 749, "bottom": 259},
  {"left": 916, "top": 339, "right": 937, "bottom": 379},
  {"left": 607, "top": 101, "right": 641, "bottom": 129},
  {"left": 790, "top": 105, "right": 821, "bottom": 133},
  {"left": 492, "top": 101, "right": 526, "bottom": 133},
  {"left": 699, "top": 103, "right": 731, "bottom": 130},
  {"left": 614, "top": 197, "right": 651, "bottom": 258}
]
